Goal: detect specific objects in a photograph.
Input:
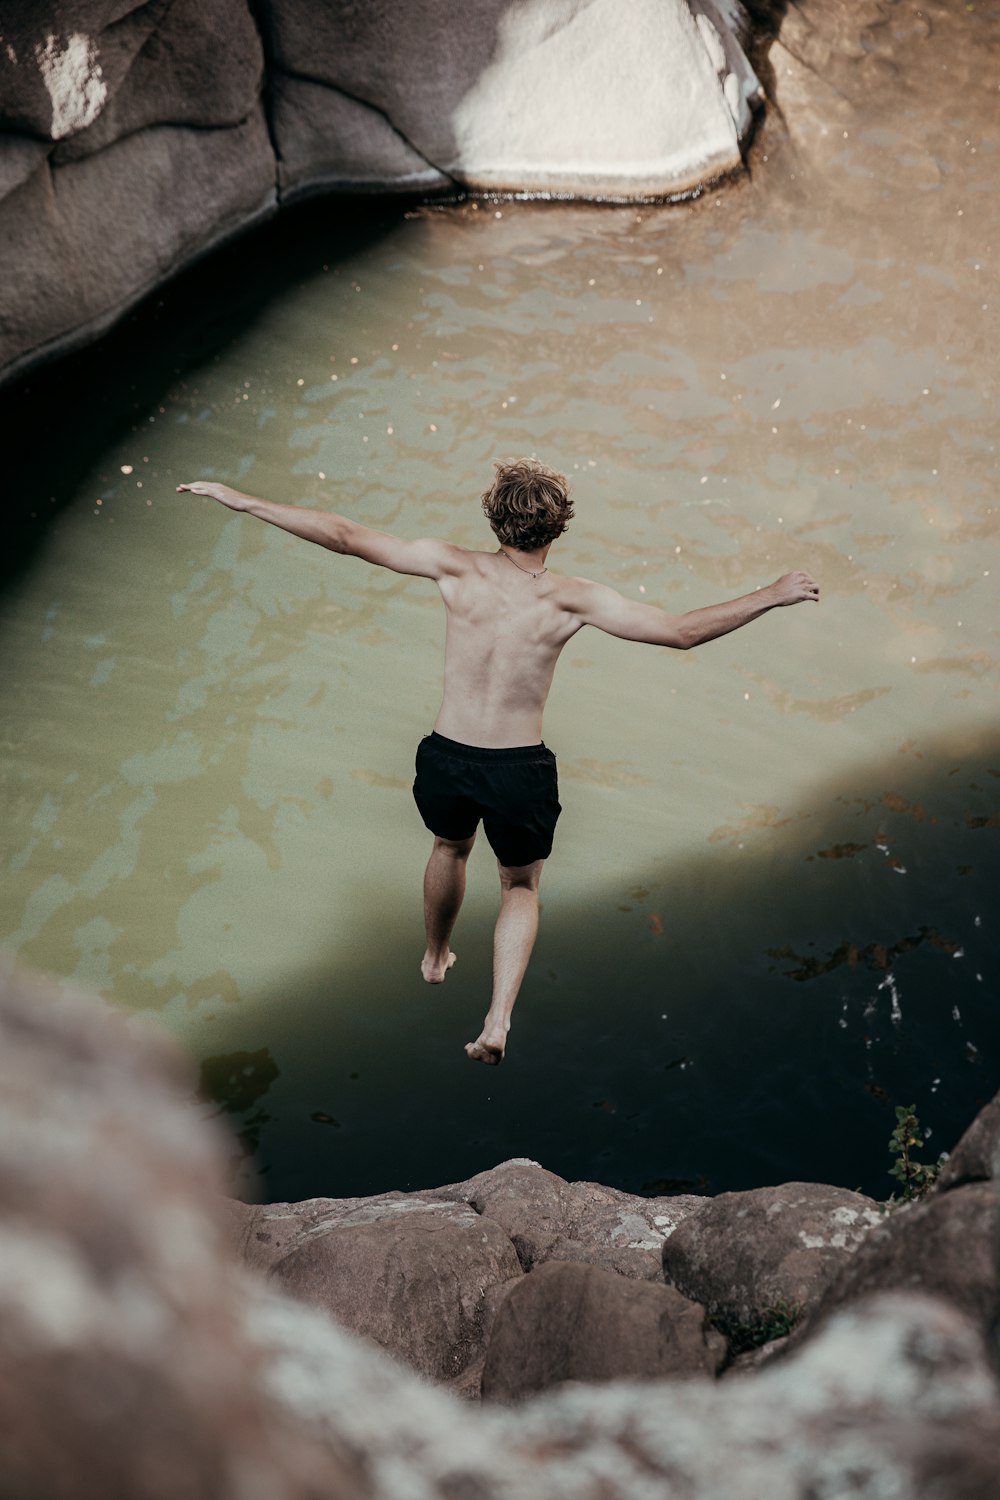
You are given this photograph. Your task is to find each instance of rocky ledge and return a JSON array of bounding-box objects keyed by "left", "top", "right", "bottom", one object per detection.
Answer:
[
  {"left": 226, "top": 1112, "right": 1000, "bottom": 1402},
  {"left": 3, "top": 957, "right": 999, "bottom": 1499},
  {"left": 0, "top": 0, "right": 761, "bottom": 387}
]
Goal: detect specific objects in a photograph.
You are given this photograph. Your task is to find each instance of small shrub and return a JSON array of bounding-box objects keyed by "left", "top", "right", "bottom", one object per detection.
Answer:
[
  {"left": 887, "top": 1104, "right": 943, "bottom": 1202},
  {"left": 719, "top": 1298, "right": 802, "bottom": 1355}
]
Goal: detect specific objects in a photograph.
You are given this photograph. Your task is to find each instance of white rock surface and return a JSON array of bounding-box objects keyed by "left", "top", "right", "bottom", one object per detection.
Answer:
[{"left": 441, "top": 0, "right": 761, "bottom": 196}]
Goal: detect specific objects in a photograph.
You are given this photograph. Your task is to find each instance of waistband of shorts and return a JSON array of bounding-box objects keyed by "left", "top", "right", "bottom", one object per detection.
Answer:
[{"left": 425, "top": 731, "right": 552, "bottom": 762}]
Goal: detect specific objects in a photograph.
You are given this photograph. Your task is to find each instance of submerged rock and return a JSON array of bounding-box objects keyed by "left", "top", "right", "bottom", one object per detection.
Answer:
[{"left": 0, "top": 0, "right": 761, "bottom": 386}]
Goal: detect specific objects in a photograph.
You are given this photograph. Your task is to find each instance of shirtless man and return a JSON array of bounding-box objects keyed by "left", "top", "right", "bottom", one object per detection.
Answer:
[{"left": 178, "top": 459, "right": 818, "bottom": 1065}]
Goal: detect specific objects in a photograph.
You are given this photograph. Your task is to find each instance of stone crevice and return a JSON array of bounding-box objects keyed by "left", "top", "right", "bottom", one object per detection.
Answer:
[{"left": 246, "top": 0, "right": 286, "bottom": 176}]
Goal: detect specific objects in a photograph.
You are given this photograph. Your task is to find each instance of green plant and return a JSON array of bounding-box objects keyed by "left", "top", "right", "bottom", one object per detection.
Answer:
[
  {"left": 888, "top": 1104, "right": 941, "bottom": 1201},
  {"left": 720, "top": 1298, "right": 802, "bottom": 1355}
]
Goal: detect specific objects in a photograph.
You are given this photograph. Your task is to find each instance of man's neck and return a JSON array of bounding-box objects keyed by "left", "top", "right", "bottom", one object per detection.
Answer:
[{"left": 498, "top": 543, "right": 551, "bottom": 575}]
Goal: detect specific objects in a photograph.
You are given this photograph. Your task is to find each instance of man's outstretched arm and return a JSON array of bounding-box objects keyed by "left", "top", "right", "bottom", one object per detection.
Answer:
[
  {"left": 569, "top": 570, "right": 819, "bottom": 649},
  {"left": 176, "top": 481, "right": 460, "bottom": 580}
]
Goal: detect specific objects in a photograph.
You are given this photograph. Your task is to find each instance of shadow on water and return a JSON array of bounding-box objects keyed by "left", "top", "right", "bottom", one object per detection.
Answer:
[
  {"left": 204, "top": 724, "right": 998, "bottom": 1205},
  {"left": 0, "top": 196, "right": 420, "bottom": 589}
]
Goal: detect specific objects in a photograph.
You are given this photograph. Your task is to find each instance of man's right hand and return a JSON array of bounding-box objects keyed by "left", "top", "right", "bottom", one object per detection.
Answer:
[
  {"left": 176, "top": 481, "right": 249, "bottom": 511},
  {"left": 769, "top": 570, "right": 820, "bottom": 606}
]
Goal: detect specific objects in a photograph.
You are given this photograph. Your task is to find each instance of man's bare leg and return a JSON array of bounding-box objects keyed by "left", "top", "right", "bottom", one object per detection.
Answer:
[
  {"left": 465, "top": 859, "right": 544, "bottom": 1064},
  {"left": 421, "top": 833, "right": 475, "bottom": 983}
]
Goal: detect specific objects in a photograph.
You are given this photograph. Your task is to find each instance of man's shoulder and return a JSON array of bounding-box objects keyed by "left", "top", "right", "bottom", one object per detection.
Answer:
[
  {"left": 547, "top": 571, "right": 603, "bottom": 609},
  {"left": 422, "top": 539, "right": 478, "bottom": 575}
]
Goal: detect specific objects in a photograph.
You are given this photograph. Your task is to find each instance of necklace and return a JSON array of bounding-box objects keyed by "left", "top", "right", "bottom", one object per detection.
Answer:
[{"left": 499, "top": 548, "right": 547, "bottom": 579}]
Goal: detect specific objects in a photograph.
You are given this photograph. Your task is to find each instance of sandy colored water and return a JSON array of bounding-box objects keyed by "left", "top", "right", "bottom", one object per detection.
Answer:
[{"left": 1, "top": 1, "right": 997, "bottom": 1198}]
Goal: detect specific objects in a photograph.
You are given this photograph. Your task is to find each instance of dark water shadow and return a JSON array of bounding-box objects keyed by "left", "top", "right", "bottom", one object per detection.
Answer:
[
  {"left": 202, "top": 724, "right": 999, "bottom": 1205},
  {"left": 0, "top": 195, "right": 423, "bottom": 591}
]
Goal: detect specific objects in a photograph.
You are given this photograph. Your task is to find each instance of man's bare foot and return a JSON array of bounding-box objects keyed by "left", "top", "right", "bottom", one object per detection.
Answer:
[
  {"left": 421, "top": 950, "right": 457, "bottom": 984},
  {"left": 464, "top": 1030, "right": 506, "bottom": 1065}
]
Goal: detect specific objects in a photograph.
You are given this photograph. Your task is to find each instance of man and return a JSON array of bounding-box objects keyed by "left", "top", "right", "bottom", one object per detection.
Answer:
[{"left": 178, "top": 459, "right": 818, "bottom": 1065}]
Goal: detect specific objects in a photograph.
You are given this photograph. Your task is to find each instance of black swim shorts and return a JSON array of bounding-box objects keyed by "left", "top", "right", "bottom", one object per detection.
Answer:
[{"left": 413, "top": 731, "right": 561, "bottom": 867}]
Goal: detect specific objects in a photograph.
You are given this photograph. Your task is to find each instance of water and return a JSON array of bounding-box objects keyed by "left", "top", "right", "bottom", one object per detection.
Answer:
[{"left": 2, "top": 3, "right": 997, "bottom": 1202}]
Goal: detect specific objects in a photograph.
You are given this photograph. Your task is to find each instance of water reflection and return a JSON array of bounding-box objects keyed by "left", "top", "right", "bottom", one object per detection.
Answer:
[{"left": 1, "top": 1, "right": 997, "bottom": 1201}]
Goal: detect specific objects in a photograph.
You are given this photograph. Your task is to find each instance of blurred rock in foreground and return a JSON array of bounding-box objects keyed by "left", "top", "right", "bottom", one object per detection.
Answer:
[{"left": 2, "top": 960, "right": 1000, "bottom": 1499}]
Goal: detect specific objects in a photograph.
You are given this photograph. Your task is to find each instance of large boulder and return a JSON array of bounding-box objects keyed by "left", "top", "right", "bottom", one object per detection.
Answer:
[
  {"left": 481, "top": 1259, "right": 726, "bottom": 1401},
  {"left": 266, "top": 1195, "right": 522, "bottom": 1387},
  {"left": 661, "top": 1181, "right": 883, "bottom": 1333}
]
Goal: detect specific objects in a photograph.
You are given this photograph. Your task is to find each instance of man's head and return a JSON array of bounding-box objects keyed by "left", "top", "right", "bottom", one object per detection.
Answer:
[{"left": 481, "top": 458, "right": 574, "bottom": 552}]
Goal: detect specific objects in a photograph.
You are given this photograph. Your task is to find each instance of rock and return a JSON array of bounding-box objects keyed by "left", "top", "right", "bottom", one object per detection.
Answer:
[
  {"left": 221, "top": 1197, "right": 311, "bottom": 1275},
  {"left": 550, "top": 1178, "right": 708, "bottom": 1280},
  {"left": 793, "top": 1181, "right": 1000, "bottom": 1346},
  {"left": 0, "top": 961, "right": 359, "bottom": 1500},
  {"left": 0, "top": 0, "right": 275, "bottom": 386},
  {"left": 435, "top": 1157, "right": 707, "bottom": 1278},
  {"left": 262, "top": 0, "right": 761, "bottom": 199},
  {"left": 434, "top": 1159, "right": 574, "bottom": 1268},
  {"left": 935, "top": 1088, "right": 1000, "bottom": 1192},
  {"left": 0, "top": 0, "right": 762, "bottom": 387},
  {"left": 661, "top": 1181, "right": 883, "bottom": 1334},
  {"left": 267, "top": 1193, "right": 522, "bottom": 1386},
  {"left": 481, "top": 1260, "right": 726, "bottom": 1401}
]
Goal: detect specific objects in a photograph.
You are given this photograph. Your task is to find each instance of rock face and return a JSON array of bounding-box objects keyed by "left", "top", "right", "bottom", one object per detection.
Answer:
[
  {"left": 3, "top": 959, "right": 1000, "bottom": 1499},
  {"left": 265, "top": 1195, "right": 522, "bottom": 1386},
  {"left": 229, "top": 1160, "right": 707, "bottom": 1395},
  {"left": 0, "top": 0, "right": 761, "bottom": 386},
  {"left": 660, "top": 1180, "right": 884, "bottom": 1333},
  {"left": 261, "top": 0, "right": 760, "bottom": 202},
  {"left": 481, "top": 1260, "right": 727, "bottom": 1400},
  {"left": 0, "top": 1, "right": 276, "bottom": 385}
]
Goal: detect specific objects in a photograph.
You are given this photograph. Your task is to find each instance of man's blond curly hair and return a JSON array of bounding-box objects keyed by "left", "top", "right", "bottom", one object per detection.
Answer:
[{"left": 481, "top": 458, "right": 574, "bottom": 552}]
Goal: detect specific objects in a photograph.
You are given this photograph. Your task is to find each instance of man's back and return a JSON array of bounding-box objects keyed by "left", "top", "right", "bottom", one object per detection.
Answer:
[{"left": 435, "top": 549, "right": 580, "bottom": 748}]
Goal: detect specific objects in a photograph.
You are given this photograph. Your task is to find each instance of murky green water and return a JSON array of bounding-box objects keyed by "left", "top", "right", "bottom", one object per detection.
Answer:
[{"left": 2, "top": 5, "right": 997, "bottom": 1201}]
